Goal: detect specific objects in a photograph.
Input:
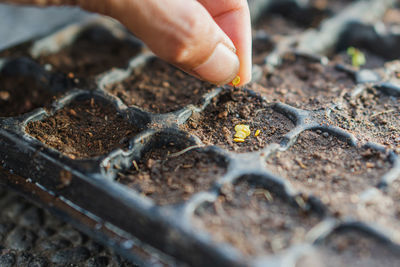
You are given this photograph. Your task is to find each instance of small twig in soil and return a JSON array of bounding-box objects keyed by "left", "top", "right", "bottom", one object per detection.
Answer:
[
  {"left": 168, "top": 145, "right": 201, "bottom": 158},
  {"left": 370, "top": 109, "right": 396, "bottom": 119}
]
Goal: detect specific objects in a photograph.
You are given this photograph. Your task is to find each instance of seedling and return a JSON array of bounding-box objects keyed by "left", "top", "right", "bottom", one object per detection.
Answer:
[{"left": 347, "top": 47, "right": 366, "bottom": 68}]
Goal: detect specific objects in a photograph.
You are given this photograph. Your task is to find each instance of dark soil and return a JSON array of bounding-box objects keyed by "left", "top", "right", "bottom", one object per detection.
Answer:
[
  {"left": 193, "top": 180, "right": 320, "bottom": 256},
  {"left": 0, "top": 185, "right": 138, "bottom": 267},
  {"left": 180, "top": 88, "right": 294, "bottom": 152},
  {"left": 252, "top": 35, "right": 275, "bottom": 65},
  {"left": 106, "top": 58, "right": 215, "bottom": 113},
  {"left": 251, "top": 57, "right": 355, "bottom": 110},
  {"left": 117, "top": 147, "right": 227, "bottom": 206},
  {"left": 26, "top": 97, "right": 138, "bottom": 159},
  {"left": 330, "top": 87, "right": 400, "bottom": 150},
  {"left": 266, "top": 131, "right": 394, "bottom": 221},
  {"left": 38, "top": 26, "right": 141, "bottom": 77},
  {"left": 0, "top": 74, "right": 58, "bottom": 117},
  {"left": 298, "top": 231, "right": 400, "bottom": 267}
]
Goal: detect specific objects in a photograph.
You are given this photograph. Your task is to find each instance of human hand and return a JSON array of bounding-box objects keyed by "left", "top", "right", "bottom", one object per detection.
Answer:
[{"left": 3, "top": 0, "right": 252, "bottom": 86}]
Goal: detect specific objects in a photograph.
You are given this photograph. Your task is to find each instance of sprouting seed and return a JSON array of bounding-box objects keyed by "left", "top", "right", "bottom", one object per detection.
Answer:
[
  {"left": 255, "top": 129, "right": 261, "bottom": 137},
  {"left": 347, "top": 47, "right": 366, "bottom": 68},
  {"left": 233, "top": 137, "right": 245, "bottom": 143},
  {"left": 232, "top": 76, "right": 241, "bottom": 86}
]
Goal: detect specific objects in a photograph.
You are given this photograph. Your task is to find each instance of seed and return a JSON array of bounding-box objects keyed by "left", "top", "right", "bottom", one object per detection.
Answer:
[
  {"left": 232, "top": 76, "right": 241, "bottom": 86},
  {"left": 233, "top": 138, "right": 245, "bottom": 143},
  {"left": 255, "top": 129, "right": 261, "bottom": 137},
  {"left": 234, "top": 131, "right": 247, "bottom": 139},
  {"left": 234, "top": 124, "right": 250, "bottom": 136}
]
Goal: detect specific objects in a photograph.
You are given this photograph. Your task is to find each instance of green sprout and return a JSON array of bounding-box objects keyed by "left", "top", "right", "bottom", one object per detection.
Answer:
[{"left": 347, "top": 47, "right": 366, "bottom": 68}]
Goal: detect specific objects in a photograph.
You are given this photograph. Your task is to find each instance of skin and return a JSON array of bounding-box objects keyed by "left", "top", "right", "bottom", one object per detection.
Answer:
[{"left": 1, "top": 0, "right": 252, "bottom": 86}]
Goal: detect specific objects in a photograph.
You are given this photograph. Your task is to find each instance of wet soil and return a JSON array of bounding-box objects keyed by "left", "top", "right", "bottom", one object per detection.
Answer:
[
  {"left": 251, "top": 57, "right": 355, "bottom": 110},
  {"left": 298, "top": 231, "right": 400, "bottom": 267},
  {"left": 117, "top": 147, "right": 227, "bottom": 206},
  {"left": 26, "top": 97, "right": 138, "bottom": 159},
  {"left": 266, "top": 131, "right": 399, "bottom": 231},
  {"left": 106, "top": 58, "right": 215, "bottom": 113},
  {"left": 0, "top": 74, "right": 59, "bottom": 117},
  {"left": 193, "top": 180, "right": 321, "bottom": 256},
  {"left": 180, "top": 88, "right": 295, "bottom": 152},
  {"left": 330, "top": 86, "right": 400, "bottom": 150},
  {"left": 38, "top": 26, "right": 141, "bottom": 77}
]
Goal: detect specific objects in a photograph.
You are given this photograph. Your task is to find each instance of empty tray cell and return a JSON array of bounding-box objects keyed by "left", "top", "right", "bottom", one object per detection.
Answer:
[
  {"left": 180, "top": 88, "right": 294, "bottom": 152},
  {"left": 193, "top": 179, "right": 321, "bottom": 256},
  {"left": 38, "top": 26, "right": 141, "bottom": 77},
  {"left": 298, "top": 231, "right": 400, "bottom": 267},
  {"left": 106, "top": 58, "right": 215, "bottom": 113},
  {"left": 331, "top": 87, "right": 400, "bottom": 150},
  {"left": 251, "top": 57, "right": 355, "bottom": 110},
  {"left": 266, "top": 131, "right": 398, "bottom": 226},
  {"left": 26, "top": 96, "right": 139, "bottom": 159},
  {"left": 117, "top": 146, "right": 227, "bottom": 206},
  {"left": 0, "top": 58, "right": 62, "bottom": 117}
]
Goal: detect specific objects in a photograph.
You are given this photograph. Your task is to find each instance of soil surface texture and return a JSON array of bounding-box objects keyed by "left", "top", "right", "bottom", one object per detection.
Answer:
[
  {"left": 26, "top": 97, "right": 138, "bottom": 159},
  {"left": 38, "top": 26, "right": 141, "bottom": 77},
  {"left": 193, "top": 179, "right": 321, "bottom": 256},
  {"left": 251, "top": 57, "right": 355, "bottom": 110},
  {"left": 0, "top": 74, "right": 58, "bottom": 117},
  {"left": 266, "top": 131, "right": 400, "bottom": 238},
  {"left": 106, "top": 58, "right": 215, "bottom": 113},
  {"left": 331, "top": 86, "right": 400, "bottom": 150},
  {"left": 181, "top": 88, "right": 295, "bottom": 152},
  {"left": 118, "top": 146, "right": 227, "bottom": 206},
  {"left": 298, "top": 231, "right": 400, "bottom": 267}
]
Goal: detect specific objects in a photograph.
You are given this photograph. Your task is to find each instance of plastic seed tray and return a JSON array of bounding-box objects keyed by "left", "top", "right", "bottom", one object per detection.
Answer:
[{"left": 1, "top": 1, "right": 400, "bottom": 266}]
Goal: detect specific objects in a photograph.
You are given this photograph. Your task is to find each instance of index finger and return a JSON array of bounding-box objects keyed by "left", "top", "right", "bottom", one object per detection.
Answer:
[{"left": 197, "top": 0, "right": 252, "bottom": 86}]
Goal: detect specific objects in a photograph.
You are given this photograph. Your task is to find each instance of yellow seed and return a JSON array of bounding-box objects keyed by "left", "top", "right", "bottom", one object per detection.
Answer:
[
  {"left": 233, "top": 138, "right": 245, "bottom": 143},
  {"left": 255, "top": 130, "right": 261, "bottom": 137},
  {"left": 235, "top": 124, "right": 250, "bottom": 136},
  {"left": 232, "top": 76, "right": 241, "bottom": 86},
  {"left": 234, "top": 131, "right": 247, "bottom": 139}
]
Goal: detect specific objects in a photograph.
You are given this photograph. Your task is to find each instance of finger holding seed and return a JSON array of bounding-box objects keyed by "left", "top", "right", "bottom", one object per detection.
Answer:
[{"left": 2, "top": 0, "right": 251, "bottom": 86}]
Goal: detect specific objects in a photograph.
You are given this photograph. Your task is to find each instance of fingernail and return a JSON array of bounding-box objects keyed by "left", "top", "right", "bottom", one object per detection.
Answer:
[{"left": 193, "top": 43, "right": 239, "bottom": 85}]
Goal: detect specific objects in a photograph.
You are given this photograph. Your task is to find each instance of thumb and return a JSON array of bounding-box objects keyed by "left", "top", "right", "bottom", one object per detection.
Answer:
[{"left": 82, "top": 0, "right": 240, "bottom": 85}]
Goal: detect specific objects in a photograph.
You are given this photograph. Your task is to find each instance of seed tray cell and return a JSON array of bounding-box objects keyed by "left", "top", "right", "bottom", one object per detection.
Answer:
[
  {"left": 105, "top": 57, "right": 215, "bottom": 114},
  {"left": 298, "top": 226, "right": 400, "bottom": 267},
  {"left": 180, "top": 88, "right": 295, "bottom": 152},
  {"left": 1, "top": 1, "right": 400, "bottom": 266},
  {"left": 331, "top": 84, "right": 400, "bottom": 150},
  {"left": 192, "top": 178, "right": 321, "bottom": 258},
  {"left": 37, "top": 25, "right": 141, "bottom": 78},
  {"left": 25, "top": 94, "right": 139, "bottom": 160},
  {"left": 117, "top": 144, "right": 228, "bottom": 206},
  {"left": 251, "top": 56, "right": 355, "bottom": 110},
  {"left": 0, "top": 57, "right": 70, "bottom": 118}
]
